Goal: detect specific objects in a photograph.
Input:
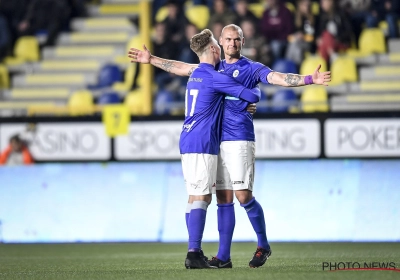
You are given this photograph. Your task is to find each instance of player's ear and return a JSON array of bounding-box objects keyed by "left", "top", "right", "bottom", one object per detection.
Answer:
[
  {"left": 219, "top": 36, "right": 222, "bottom": 45},
  {"left": 242, "top": 37, "right": 245, "bottom": 46},
  {"left": 210, "top": 45, "right": 216, "bottom": 53}
]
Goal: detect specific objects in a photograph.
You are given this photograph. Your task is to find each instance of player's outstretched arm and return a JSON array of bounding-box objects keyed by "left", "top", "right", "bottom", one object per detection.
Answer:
[
  {"left": 267, "top": 65, "right": 331, "bottom": 87},
  {"left": 128, "top": 44, "right": 198, "bottom": 76}
]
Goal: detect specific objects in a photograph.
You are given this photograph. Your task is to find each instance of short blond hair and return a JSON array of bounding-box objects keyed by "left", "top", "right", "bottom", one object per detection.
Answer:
[
  {"left": 221, "top": 24, "right": 244, "bottom": 38},
  {"left": 190, "top": 29, "right": 214, "bottom": 56}
]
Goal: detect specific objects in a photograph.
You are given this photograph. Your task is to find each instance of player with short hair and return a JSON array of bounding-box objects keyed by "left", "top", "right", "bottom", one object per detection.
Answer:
[
  {"left": 177, "top": 28, "right": 261, "bottom": 269},
  {"left": 129, "top": 24, "right": 330, "bottom": 268}
]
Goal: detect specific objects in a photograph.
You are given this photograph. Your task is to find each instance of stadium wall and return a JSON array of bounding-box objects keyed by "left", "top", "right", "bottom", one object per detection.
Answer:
[
  {"left": 0, "top": 112, "right": 399, "bottom": 161},
  {"left": 0, "top": 160, "right": 399, "bottom": 243}
]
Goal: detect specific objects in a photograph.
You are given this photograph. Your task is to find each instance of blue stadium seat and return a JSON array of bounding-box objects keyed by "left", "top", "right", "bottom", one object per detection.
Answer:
[
  {"left": 97, "top": 91, "right": 121, "bottom": 104},
  {"left": 271, "top": 89, "right": 297, "bottom": 112},
  {"left": 88, "top": 64, "right": 122, "bottom": 90},
  {"left": 272, "top": 59, "right": 298, "bottom": 74}
]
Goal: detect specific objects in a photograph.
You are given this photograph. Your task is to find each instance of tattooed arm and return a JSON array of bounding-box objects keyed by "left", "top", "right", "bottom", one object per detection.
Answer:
[
  {"left": 267, "top": 65, "right": 331, "bottom": 87},
  {"left": 128, "top": 44, "right": 198, "bottom": 76},
  {"left": 150, "top": 56, "right": 198, "bottom": 76}
]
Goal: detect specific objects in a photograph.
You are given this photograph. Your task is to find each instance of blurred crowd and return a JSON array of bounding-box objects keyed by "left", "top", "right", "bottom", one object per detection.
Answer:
[
  {"left": 151, "top": 0, "right": 400, "bottom": 109},
  {"left": 0, "top": 0, "right": 89, "bottom": 61},
  {"left": 0, "top": 0, "right": 399, "bottom": 115}
]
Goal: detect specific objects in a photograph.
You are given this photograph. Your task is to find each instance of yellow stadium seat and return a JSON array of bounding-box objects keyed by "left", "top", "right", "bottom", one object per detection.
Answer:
[
  {"left": 347, "top": 28, "right": 386, "bottom": 56},
  {"left": 301, "top": 86, "right": 329, "bottom": 112},
  {"left": 330, "top": 56, "right": 358, "bottom": 86},
  {"left": 113, "top": 63, "right": 137, "bottom": 92},
  {"left": 68, "top": 90, "right": 94, "bottom": 116},
  {"left": 248, "top": 3, "right": 265, "bottom": 18},
  {"left": 155, "top": 6, "right": 168, "bottom": 22},
  {"left": 300, "top": 55, "right": 327, "bottom": 76},
  {"left": 185, "top": 5, "right": 210, "bottom": 30},
  {"left": 359, "top": 28, "right": 386, "bottom": 54},
  {"left": 5, "top": 36, "right": 40, "bottom": 65},
  {"left": 0, "top": 64, "right": 10, "bottom": 89},
  {"left": 124, "top": 89, "right": 149, "bottom": 115}
]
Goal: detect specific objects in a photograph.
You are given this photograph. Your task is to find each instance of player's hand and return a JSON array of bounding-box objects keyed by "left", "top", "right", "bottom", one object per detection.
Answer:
[
  {"left": 312, "top": 64, "right": 331, "bottom": 86},
  {"left": 246, "top": 103, "right": 257, "bottom": 115},
  {"left": 128, "top": 44, "right": 151, "bottom": 64}
]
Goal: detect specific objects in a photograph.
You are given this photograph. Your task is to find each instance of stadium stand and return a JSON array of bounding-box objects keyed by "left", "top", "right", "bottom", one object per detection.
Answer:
[{"left": 0, "top": 0, "right": 400, "bottom": 116}]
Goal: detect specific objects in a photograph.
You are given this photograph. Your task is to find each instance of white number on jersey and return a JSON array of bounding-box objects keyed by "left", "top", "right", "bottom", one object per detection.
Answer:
[{"left": 185, "top": 89, "right": 199, "bottom": 117}]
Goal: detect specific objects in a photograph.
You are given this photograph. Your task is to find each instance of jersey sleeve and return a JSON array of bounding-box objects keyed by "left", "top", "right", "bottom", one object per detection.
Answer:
[
  {"left": 213, "top": 72, "right": 260, "bottom": 103},
  {"left": 252, "top": 62, "right": 273, "bottom": 85}
]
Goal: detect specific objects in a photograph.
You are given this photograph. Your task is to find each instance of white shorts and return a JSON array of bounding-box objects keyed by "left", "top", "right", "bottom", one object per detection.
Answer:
[
  {"left": 216, "top": 141, "right": 255, "bottom": 191},
  {"left": 181, "top": 153, "right": 217, "bottom": 196}
]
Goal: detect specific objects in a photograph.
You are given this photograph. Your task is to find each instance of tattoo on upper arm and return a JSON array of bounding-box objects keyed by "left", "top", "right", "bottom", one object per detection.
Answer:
[
  {"left": 284, "top": 74, "right": 301, "bottom": 86},
  {"left": 268, "top": 72, "right": 276, "bottom": 84},
  {"left": 188, "top": 67, "right": 196, "bottom": 76}
]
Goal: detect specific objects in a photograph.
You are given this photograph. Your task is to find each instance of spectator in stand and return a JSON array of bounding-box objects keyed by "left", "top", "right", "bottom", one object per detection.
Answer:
[
  {"left": 0, "top": 13, "right": 10, "bottom": 61},
  {"left": 67, "top": 0, "right": 88, "bottom": 18},
  {"left": 316, "top": 0, "right": 353, "bottom": 64},
  {"left": 177, "top": 23, "right": 199, "bottom": 96},
  {"left": 208, "top": 0, "right": 238, "bottom": 28},
  {"left": 341, "top": 0, "right": 371, "bottom": 46},
  {"left": 17, "top": 0, "right": 71, "bottom": 46},
  {"left": 240, "top": 18, "right": 271, "bottom": 66},
  {"left": 0, "top": 135, "right": 34, "bottom": 166},
  {"left": 234, "top": 0, "right": 260, "bottom": 28},
  {"left": 152, "top": 22, "right": 181, "bottom": 98},
  {"left": 210, "top": 20, "right": 225, "bottom": 58},
  {"left": 161, "top": 0, "right": 189, "bottom": 44},
  {"left": 260, "top": 0, "right": 294, "bottom": 63},
  {"left": 285, "top": 0, "right": 318, "bottom": 65},
  {"left": 179, "top": 23, "right": 199, "bottom": 65},
  {"left": 0, "top": 0, "right": 29, "bottom": 49},
  {"left": 366, "top": 0, "right": 399, "bottom": 38}
]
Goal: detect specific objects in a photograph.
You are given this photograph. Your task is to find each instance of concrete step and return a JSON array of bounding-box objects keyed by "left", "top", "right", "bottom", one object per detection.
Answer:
[
  {"left": 42, "top": 45, "right": 125, "bottom": 59},
  {"left": 3, "top": 88, "right": 72, "bottom": 101},
  {"left": 331, "top": 93, "right": 400, "bottom": 112},
  {"left": 71, "top": 17, "right": 137, "bottom": 32},
  {"left": 33, "top": 60, "right": 102, "bottom": 73},
  {"left": 57, "top": 31, "right": 134, "bottom": 45},
  {"left": 101, "top": 0, "right": 140, "bottom": 3},
  {"left": 359, "top": 66, "right": 400, "bottom": 81},
  {"left": 88, "top": 3, "right": 139, "bottom": 17},
  {"left": 349, "top": 81, "right": 400, "bottom": 92},
  {"left": 378, "top": 53, "right": 400, "bottom": 64},
  {"left": 388, "top": 39, "right": 400, "bottom": 53},
  {"left": 12, "top": 73, "right": 97, "bottom": 88}
]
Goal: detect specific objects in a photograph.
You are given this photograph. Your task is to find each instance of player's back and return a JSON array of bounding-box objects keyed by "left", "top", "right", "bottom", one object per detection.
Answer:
[
  {"left": 217, "top": 56, "right": 272, "bottom": 142},
  {"left": 179, "top": 63, "right": 225, "bottom": 155}
]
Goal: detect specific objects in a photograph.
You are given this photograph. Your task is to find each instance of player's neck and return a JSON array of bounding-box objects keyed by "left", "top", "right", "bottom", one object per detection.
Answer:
[
  {"left": 199, "top": 55, "right": 216, "bottom": 67},
  {"left": 224, "top": 54, "right": 240, "bottom": 64}
]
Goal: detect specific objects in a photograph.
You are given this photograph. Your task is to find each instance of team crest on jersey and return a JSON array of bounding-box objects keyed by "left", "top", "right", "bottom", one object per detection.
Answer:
[{"left": 233, "top": 70, "right": 239, "bottom": 77}]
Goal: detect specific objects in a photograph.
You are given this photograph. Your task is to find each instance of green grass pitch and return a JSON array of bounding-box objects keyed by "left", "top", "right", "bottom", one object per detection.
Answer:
[{"left": 1, "top": 242, "right": 399, "bottom": 280}]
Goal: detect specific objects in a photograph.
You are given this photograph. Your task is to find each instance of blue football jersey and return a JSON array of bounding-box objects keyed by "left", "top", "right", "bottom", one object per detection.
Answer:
[
  {"left": 216, "top": 56, "right": 273, "bottom": 141},
  {"left": 179, "top": 63, "right": 261, "bottom": 155}
]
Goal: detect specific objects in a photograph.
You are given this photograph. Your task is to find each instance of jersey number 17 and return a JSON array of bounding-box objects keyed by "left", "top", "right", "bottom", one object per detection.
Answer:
[{"left": 185, "top": 89, "right": 199, "bottom": 117}]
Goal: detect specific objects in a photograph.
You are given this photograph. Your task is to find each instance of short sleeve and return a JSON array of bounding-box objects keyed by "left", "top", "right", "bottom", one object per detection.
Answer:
[{"left": 252, "top": 62, "right": 273, "bottom": 84}]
